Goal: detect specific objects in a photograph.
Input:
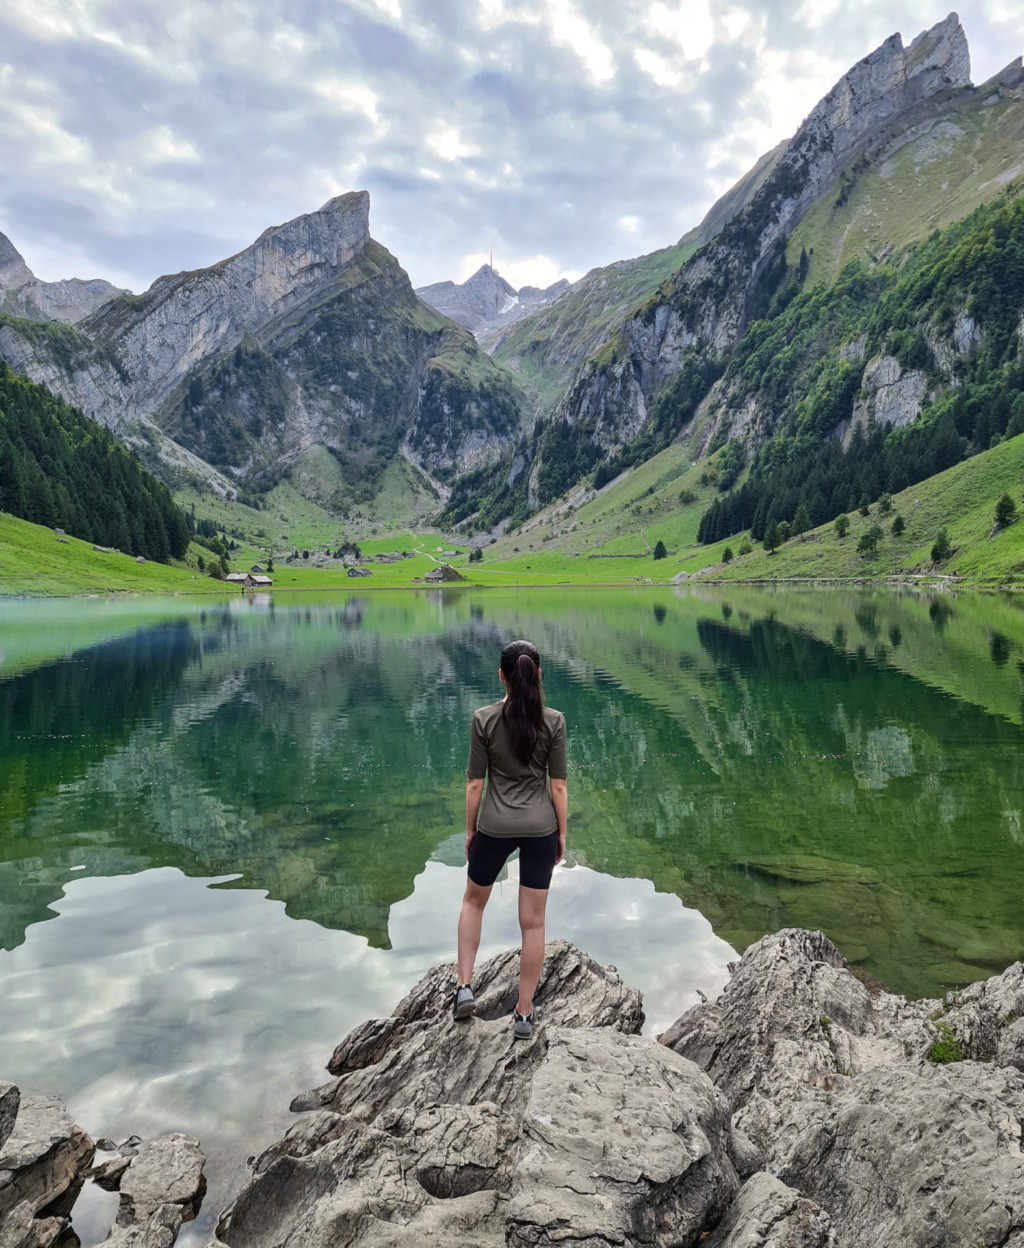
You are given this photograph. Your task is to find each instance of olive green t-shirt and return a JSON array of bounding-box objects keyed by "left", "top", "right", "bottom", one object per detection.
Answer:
[{"left": 467, "top": 700, "right": 567, "bottom": 837}]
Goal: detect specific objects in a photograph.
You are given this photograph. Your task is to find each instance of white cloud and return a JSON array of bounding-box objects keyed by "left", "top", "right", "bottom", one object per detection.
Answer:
[
  {"left": 426, "top": 124, "right": 480, "bottom": 161},
  {"left": 544, "top": 0, "right": 616, "bottom": 83},
  {"left": 1, "top": 1, "right": 1023, "bottom": 294},
  {"left": 644, "top": 1, "right": 715, "bottom": 61}
]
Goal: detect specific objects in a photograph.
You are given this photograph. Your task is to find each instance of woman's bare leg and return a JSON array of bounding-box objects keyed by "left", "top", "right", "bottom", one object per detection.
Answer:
[
  {"left": 517, "top": 885, "right": 549, "bottom": 1014},
  {"left": 457, "top": 879, "right": 492, "bottom": 985}
]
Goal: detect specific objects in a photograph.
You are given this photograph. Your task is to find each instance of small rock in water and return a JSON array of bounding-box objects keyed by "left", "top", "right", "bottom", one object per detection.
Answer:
[
  {"left": 95, "top": 1137, "right": 118, "bottom": 1152},
  {"left": 92, "top": 1153, "right": 133, "bottom": 1190}
]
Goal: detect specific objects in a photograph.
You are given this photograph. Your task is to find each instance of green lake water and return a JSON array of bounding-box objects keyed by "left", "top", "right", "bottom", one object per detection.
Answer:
[{"left": 2, "top": 584, "right": 1024, "bottom": 1244}]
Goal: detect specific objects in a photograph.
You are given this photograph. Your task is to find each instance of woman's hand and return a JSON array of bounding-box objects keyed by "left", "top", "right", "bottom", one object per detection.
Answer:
[
  {"left": 465, "top": 829, "right": 476, "bottom": 861},
  {"left": 557, "top": 829, "right": 566, "bottom": 863}
]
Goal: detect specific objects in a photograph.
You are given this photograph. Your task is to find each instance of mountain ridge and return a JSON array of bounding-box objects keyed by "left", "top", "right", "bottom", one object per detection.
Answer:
[
  {"left": 417, "top": 263, "right": 569, "bottom": 336},
  {"left": 0, "top": 230, "right": 126, "bottom": 325},
  {"left": 0, "top": 194, "right": 524, "bottom": 512}
]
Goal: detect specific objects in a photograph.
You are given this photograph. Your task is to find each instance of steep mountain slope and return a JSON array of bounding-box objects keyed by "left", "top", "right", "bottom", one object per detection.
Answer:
[
  {"left": 556, "top": 14, "right": 972, "bottom": 457},
  {"left": 0, "top": 231, "right": 125, "bottom": 323},
  {"left": 446, "top": 15, "right": 1024, "bottom": 540},
  {"left": 488, "top": 140, "right": 787, "bottom": 426},
  {"left": 417, "top": 264, "right": 568, "bottom": 336},
  {"left": 487, "top": 233, "right": 699, "bottom": 423},
  {"left": 0, "top": 194, "right": 524, "bottom": 512}
]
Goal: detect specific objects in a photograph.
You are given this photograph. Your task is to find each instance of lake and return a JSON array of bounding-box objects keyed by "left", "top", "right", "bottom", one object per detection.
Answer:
[{"left": 2, "top": 584, "right": 1024, "bottom": 1245}]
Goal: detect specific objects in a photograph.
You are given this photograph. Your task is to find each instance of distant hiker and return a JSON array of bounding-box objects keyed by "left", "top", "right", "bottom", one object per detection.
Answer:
[{"left": 453, "top": 639, "right": 567, "bottom": 1040}]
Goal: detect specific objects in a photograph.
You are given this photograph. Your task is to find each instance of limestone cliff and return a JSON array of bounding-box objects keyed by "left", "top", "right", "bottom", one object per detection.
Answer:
[
  {"left": 0, "top": 194, "right": 523, "bottom": 497},
  {"left": 557, "top": 14, "right": 972, "bottom": 453}
]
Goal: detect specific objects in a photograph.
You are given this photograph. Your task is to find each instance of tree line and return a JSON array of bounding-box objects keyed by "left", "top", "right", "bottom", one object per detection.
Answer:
[{"left": 0, "top": 361, "right": 191, "bottom": 561}]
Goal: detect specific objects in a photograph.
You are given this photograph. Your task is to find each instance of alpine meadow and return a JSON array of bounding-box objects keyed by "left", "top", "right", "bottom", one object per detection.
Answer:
[{"left": 5, "top": 10, "right": 1024, "bottom": 1248}]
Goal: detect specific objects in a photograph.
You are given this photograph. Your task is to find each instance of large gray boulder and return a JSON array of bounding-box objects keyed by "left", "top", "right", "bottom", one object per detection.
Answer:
[
  {"left": 215, "top": 940, "right": 737, "bottom": 1248},
  {"left": 703, "top": 1172, "right": 835, "bottom": 1248},
  {"left": 506, "top": 1027, "right": 738, "bottom": 1247},
  {"left": 116, "top": 1133, "right": 206, "bottom": 1227},
  {"left": 662, "top": 929, "right": 1024, "bottom": 1248},
  {"left": 103, "top": 1133, "right": 206, "bottom": 1248},
  {"left": 0, "top": 1094, "right": 94, "bottom": 1219},
  {"left": 0, "top": 1093, "right": 94, "bottom": 1245}
]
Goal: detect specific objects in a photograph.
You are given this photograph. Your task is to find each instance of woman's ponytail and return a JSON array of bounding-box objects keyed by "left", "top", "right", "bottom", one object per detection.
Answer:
[{"left": 501, "top": 640, "right": 544, "bottom": 764}]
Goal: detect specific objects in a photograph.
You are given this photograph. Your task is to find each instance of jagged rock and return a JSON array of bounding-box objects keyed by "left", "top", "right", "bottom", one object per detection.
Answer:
[
  {"left": 505, "top": 1027, "right": 738, "bottom": 1247},
  {"left": 92, "top": 1153, "right": 133, "bottom": 1190},
  {"left": 939, "top": 957, "right": 1024, "bottom": 1068},
  {"left": 662, "top": 930, "right": 1024, "bottom": 1247},
  {"left": 96, "top": 1134, "right": 205, "bottom": 1248},
  {"left": 0, "top": 1087, "right": 18, "bottom": 1156},
  {"left": 116, "top": 1134, "right": 205, "bottom": 1226},
  {"left": 777, "top": 1061, "right": 1024, "bottom": 1247},
  {"left": 0, "top": 1199, "right": 65, "bottom": 1248},
  {"left": 703, "top": 1173, "right": 835, "bottom": 1248},
  {"left": 103, "top": 1202, "right": 190, "bottom": 1248},
  {"left": 0, "top": 231, "right": 123, "bottom": 324},
  {"left": 323, "top": 937, "right": 643, "bottom": 1083},
  {"left": 215, "top": 942, "right": 740, "bottom": 1248},
  {"left": 845, "top": 355, "right": 927, "bottom": 442},
  {"left": 0, "top": 1094, "right": 94, "bottom": 1225}
]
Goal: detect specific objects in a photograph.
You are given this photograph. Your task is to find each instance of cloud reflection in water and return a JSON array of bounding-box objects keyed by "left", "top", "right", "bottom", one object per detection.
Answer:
[{"left": 0, "top": 861, "right": 733, "bottom": 1245}]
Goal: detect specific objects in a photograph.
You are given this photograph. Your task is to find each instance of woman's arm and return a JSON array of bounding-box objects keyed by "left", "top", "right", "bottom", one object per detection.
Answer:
[
  {"left": 465, "top": 778, "right": 485, "bottom": 860},
  {"left": 550, "top": 778, "right": 567, "bottom": 862}
]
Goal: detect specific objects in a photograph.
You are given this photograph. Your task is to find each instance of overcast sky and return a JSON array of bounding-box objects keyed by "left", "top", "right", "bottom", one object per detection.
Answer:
[{"left": 1, "top": 1, "right": 1022, "bottom": 295}]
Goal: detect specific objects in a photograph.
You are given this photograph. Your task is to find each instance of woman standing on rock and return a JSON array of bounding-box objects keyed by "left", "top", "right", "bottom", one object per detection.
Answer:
[{"left": 454, "top": 639, "right": 567, "bottom": 1039}]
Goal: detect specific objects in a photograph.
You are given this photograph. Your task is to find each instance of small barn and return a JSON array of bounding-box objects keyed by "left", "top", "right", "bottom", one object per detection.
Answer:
[{"left": 227, "top": 572, "right": 274, "bottom": 588}]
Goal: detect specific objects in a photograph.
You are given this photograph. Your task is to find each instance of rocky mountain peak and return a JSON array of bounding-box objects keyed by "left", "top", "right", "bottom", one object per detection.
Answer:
[
  {"left": 800, "top": 12, "right": 970, "bottom": 163},
  {"left": 0, "top": 228, "right": 126, "bottom": 323},
  {"left": 0, "top": 230, "right": 34, "bottom": 291},
  {"left": 417, "top": 263, "right": 568, "bottom": 337}
]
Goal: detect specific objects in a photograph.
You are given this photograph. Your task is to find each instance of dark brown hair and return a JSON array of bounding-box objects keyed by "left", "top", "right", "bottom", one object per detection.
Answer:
[{"left": 501, "top": 639, "right": 544, "bottom": 764}]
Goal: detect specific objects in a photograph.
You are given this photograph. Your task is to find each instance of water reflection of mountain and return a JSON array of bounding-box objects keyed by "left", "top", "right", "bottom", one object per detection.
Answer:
[{"left": 2, "top": 593, "right": 1023, "bottom": 999}]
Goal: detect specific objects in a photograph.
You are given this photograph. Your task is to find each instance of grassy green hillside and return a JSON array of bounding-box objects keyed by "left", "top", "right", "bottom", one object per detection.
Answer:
[
  {"left": 701, "top": 432, "right": 1024, "bottom": 586},
  {"left": 0, "top": 512, "right": 225, "bottom": 596},
  {"left": 792, "top": 78, "right": 1024, "bottom": 286}
]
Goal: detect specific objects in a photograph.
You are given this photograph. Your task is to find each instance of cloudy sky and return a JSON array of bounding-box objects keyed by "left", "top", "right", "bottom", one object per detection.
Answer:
[{"left": 1, "top": 1, "right": 1022, "bottom": 295}]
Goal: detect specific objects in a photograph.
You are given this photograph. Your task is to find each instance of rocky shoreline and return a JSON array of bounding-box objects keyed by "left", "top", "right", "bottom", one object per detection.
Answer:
[{"left": 3, "top": 930, "right": 1023, "bottom": 1247}]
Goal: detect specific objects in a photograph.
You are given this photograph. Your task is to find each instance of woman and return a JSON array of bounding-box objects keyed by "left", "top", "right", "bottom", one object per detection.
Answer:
[{"left": 454, "top": 639, "right": 567, "bottom": 1039}]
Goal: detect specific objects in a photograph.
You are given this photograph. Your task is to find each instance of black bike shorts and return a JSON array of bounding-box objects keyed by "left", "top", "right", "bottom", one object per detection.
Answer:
[{"left": 467, "top": 830, "right": 559, "bottom": 891}]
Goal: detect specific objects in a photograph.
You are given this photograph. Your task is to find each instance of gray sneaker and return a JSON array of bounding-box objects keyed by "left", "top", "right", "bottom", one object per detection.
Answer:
[
  {"left": 513, "top": 1005, "right": 536, "bottom": 1040},
  {"left": 452, "top": 984, "right": 476, "bottom": 1021}
]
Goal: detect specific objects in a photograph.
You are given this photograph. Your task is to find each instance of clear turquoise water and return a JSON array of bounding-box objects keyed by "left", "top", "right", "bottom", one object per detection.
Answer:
[{"left": 2, "top": 585, "right": 1024, "bottom": 1243}]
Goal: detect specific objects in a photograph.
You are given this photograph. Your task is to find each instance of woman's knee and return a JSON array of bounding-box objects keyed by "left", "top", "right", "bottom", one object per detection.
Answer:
[
  {"left": 518, "top": 887, "right": 548, "bottom": 933},
  {"left": 462, "top": 879, "right": 491, "bottom": 910}
]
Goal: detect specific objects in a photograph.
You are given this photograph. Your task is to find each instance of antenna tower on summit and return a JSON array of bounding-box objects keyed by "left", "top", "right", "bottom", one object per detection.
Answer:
[{"left": 490, "top": 242, "right": 493, "bottom": 270}]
